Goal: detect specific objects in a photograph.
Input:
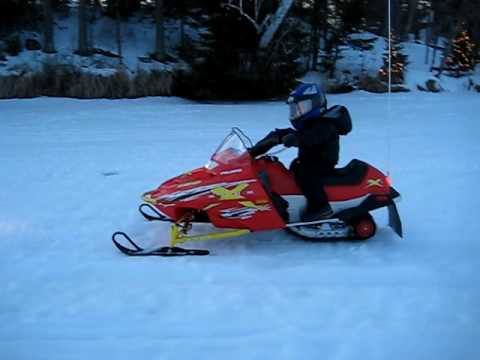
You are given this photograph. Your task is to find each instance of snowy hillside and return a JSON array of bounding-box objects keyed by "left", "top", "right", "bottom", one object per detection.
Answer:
[
  {"left": 308, "top": 33, "right": 480, "bottom": 93},
  {"left": 1, "top": 92, "right": 479, "bottom": 359}
]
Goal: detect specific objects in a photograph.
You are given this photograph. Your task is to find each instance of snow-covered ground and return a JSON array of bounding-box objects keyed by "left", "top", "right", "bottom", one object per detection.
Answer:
[{"left": 1, "top": 92, "right": 480, "bottom": 359}]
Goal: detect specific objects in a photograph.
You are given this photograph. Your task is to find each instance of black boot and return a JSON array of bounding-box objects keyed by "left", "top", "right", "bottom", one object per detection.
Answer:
[{"left": 301, "top": 205, "right": 334, "bottom": 222}]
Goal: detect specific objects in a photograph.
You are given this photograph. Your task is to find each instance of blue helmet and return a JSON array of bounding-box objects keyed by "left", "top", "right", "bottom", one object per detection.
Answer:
[{"left": 287, "top": 83, "right": 327, "bottom": 130}]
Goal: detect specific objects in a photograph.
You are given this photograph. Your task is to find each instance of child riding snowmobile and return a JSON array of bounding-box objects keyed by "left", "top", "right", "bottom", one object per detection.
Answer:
[
  {"left": 112, "top": 127, "right": 402, "bottom": 256},
  {"left": 249, "top": 83, "right": 352, "bottom": 222}
]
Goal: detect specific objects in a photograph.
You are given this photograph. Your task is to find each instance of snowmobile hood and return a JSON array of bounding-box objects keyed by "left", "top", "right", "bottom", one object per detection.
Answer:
[
  {"left": 142, "top": 163, "right": 256, "bottom": 205},
  {"left": 143, "top": 167, "right": 214, "bottom": 204}
]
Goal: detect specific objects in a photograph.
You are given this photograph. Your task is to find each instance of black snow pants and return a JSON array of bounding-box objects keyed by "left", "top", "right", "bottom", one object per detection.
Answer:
[{"left": 290, "top": 159, "right": 335, "bottom": 212}]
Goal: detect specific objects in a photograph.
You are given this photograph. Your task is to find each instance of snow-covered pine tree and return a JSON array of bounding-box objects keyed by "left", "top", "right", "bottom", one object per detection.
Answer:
[
  {"left": 379, "top": 31, "right": 408, "bottom": 84},
  {"left": 445, "top": 30, "right": 476, "bottom": 77}
]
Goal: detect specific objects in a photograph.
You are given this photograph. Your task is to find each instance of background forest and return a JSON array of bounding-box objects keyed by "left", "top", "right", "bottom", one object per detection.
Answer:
[
  {"left": 0, "top": 0, "right": 479, "bottom": 99},
  {"left": 2, "top": 3, "right": 480, "bottom": 359}
]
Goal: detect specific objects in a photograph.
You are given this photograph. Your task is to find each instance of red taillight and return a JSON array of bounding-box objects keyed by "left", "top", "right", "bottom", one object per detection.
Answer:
[{"left": 385, "top": 176, "right": 393, "bottom": 187}]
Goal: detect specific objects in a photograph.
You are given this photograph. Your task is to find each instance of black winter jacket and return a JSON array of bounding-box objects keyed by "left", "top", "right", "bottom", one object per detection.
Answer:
[
  {"left": 250, "top": 106, "right": 350, "bottom": 166},
  {"left": 296, "top": 119, "right": 339, "bottom": 168}
]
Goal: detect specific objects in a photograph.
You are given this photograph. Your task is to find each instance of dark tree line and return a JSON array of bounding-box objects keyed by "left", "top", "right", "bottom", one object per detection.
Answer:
[
  {"left": 2, "top": 1, "right": 479, "bottom": 53},
  {"left": 0, "top": 1, "right": 478, "bottom": 98}
]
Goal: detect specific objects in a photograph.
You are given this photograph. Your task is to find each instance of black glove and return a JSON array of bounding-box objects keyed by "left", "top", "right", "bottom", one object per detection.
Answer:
[
  {"left": 273, "top": 128, "right": 294, "bottom": 138},
  {"left": 249, "top": 130, "right": 282, "bottom": 157},
  {"left": 281, "top": 133, "right": 299, "bottom": 148}
]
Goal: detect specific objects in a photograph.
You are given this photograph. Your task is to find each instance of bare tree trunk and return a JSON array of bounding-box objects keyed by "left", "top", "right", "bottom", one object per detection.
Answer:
[
  {"left": 310, "top": 29, "right": 320, "bottom": 71},
  {"left": 328, "top": 42, "right": 340, "bottom": 79},
  {"left": 404, "top": 0, "right": 418, "bottom": 39},
  {"left": 154, "top": 0, "right": 166, "bottom": 61},
  {"left": 115, "top": 0, "right": 123, "bottom": 63},
  {"left": 78, "top": 0, "right": 89, "bottom": 55},
  {"left": 430, "top": 33, "right": 439, "bottom": 70},
  {"left": 43, "top": 0, "right": 56, "bottom": 53},
  {"left": 259, "top": 0, "right": 294, "bottom": 48},
  {"left": 179, "top": 17, "right": 185, "bottom": 50},
  {"left": 425, "top": 9, "right": 434, "bottom": 64},
  {"left": 322, "top": 0, "right": 329, "bottom": 69},
  {"left": 309, "top": 0, "right": 321, "bottom": 71}
]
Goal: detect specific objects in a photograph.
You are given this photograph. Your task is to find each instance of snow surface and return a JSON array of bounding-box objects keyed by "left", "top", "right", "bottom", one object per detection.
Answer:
[{"left": 1, "top": 92, "right": 480, "bottom": 359}]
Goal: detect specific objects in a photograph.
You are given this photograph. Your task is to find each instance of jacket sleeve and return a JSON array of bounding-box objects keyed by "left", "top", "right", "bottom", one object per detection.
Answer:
[
  {"left": 298, "top": 122, "right": 337, "bottom": 147},
  {"left": 249, "top": 128, "right": 297, "bottom": 157},
  {"left": 274, "top": 127, "right": 296, "bottom": 138}
]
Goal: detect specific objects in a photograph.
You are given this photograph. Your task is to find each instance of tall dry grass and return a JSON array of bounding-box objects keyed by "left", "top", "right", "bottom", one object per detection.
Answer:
[{"left": 0, "top": 65, "right": 174, "bottom": 99}]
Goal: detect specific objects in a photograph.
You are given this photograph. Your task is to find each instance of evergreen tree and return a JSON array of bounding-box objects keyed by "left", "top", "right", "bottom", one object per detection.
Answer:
[
  {"left": 379, "top": 31, "right": 408, "bottom": 84},
  {"left": 445, "top": 30, "right": 476, "bottom": 77},
  {"left": 177, "top": 3, "right": 305, "bottom": 99}
]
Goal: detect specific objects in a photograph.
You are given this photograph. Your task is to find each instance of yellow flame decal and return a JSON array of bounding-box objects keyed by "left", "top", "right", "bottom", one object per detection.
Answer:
[
  {"left": 143, "top": 193, "right": 157, "bottom": 204},
  {"left": 211, "top": 183, "right": 249, "bottom": 200},
  {"left": 239, "top": 201, "right": 271, "bottom": 211},
  {"left": 366, "top": 179, "right": 384, "bottom": 188},
  {"left": 177, "top": 180, "right": 202, "bottom": 188}
]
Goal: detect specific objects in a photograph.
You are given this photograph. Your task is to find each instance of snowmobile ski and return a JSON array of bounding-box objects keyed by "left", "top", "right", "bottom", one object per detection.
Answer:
[
  {"left": 138, "top": 203, "right": 173, "bottom": 222},
  {"left": 112, "top": 232, "right": 209, "bottom": 256}
]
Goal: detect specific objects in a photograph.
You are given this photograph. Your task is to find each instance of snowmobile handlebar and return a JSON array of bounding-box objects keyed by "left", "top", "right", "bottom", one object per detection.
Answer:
[{"left": 253, "top": 146, "right": 287, "bottom": 160}]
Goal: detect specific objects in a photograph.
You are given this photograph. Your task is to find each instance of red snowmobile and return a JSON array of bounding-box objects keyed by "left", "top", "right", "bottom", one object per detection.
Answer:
[{"left": 112, "top": 128, "right": 402, "bottom": 256}]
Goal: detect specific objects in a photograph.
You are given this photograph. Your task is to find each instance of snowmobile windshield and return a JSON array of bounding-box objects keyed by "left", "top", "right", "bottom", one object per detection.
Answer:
[{"left": 206, "top": 128, "right": 252, "bottom": 169}]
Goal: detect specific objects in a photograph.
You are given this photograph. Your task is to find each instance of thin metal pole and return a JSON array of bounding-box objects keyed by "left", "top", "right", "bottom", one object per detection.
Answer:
[
  {"left": 387, "top": 0, "right": 392, "bottom": 175},
  {"left": 388, "top": 0, "right": 392, "bottom": 94}
]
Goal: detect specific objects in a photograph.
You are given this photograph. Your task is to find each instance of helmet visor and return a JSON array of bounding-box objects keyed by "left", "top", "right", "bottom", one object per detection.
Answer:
[{"left": 289, "top": 99, "right": 313, "bottom": 121}]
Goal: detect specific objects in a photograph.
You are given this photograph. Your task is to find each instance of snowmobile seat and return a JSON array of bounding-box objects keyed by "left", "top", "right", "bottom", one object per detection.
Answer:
[{"left": 322, "top": 159, "right": 368, "bottom": 186}]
